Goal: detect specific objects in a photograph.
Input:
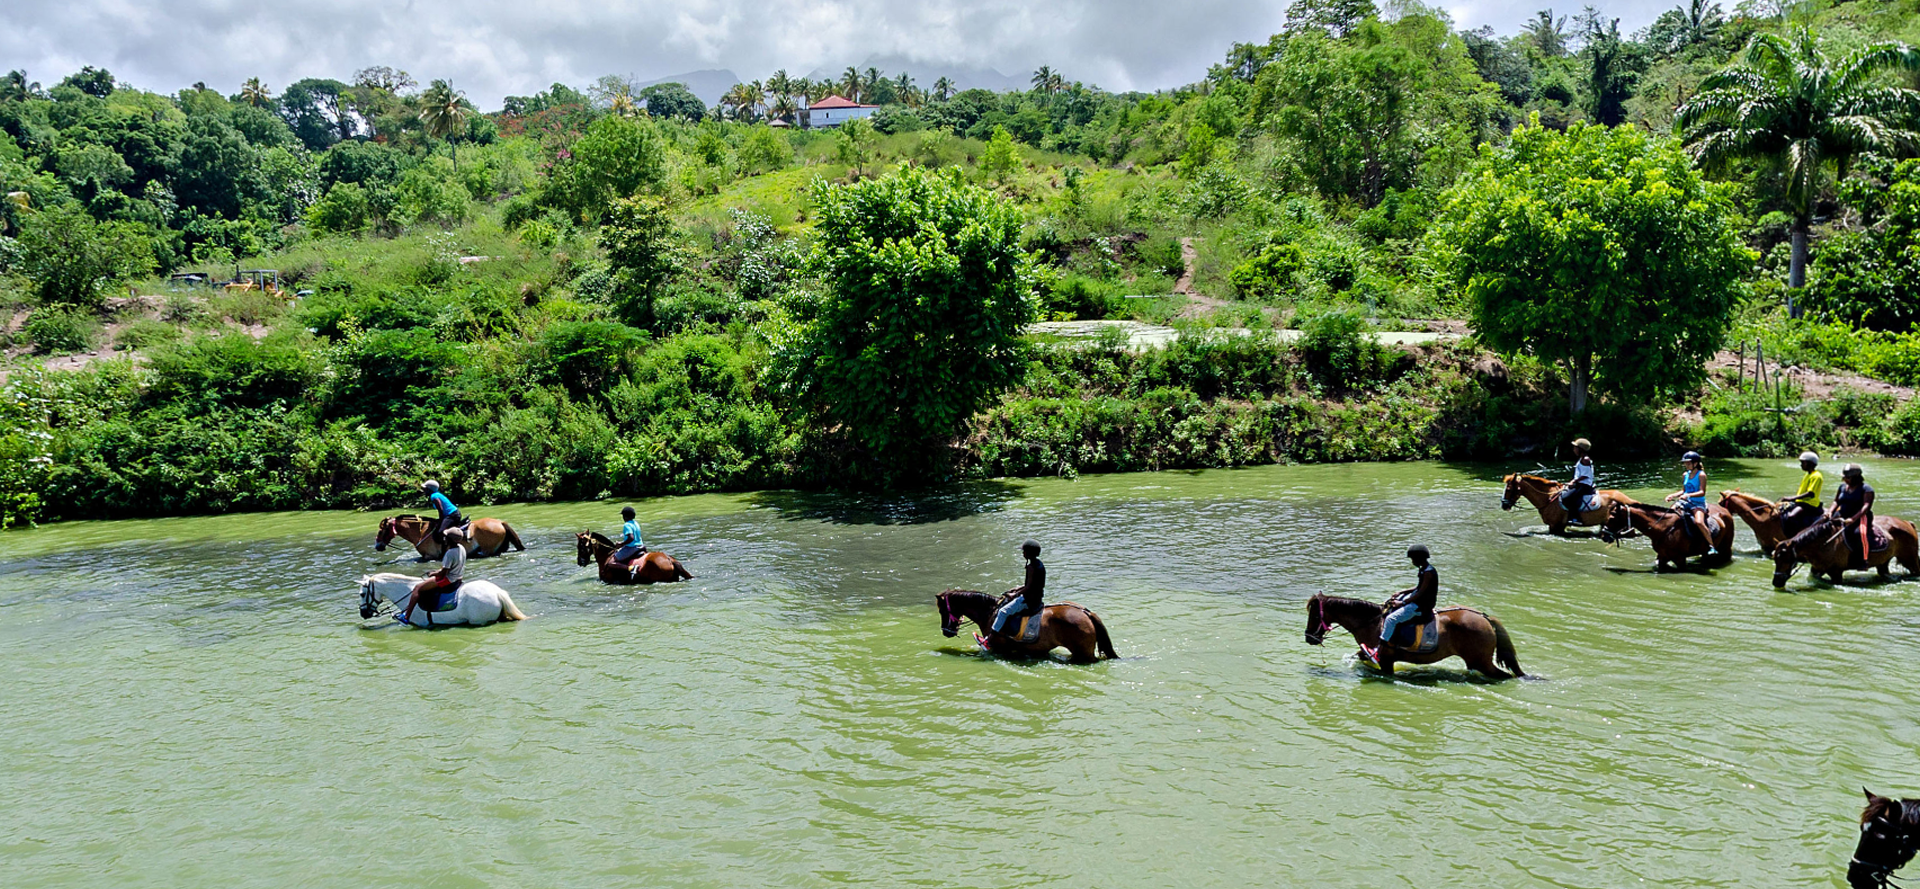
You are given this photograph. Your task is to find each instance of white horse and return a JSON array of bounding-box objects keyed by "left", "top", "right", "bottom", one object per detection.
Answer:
[{"left": 357, "top": 572, "right": 529, "bottom": 627}]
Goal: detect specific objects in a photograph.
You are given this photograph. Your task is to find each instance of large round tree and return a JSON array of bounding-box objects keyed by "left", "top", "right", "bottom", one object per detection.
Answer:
[
  {"left": 774, "top": 168, "right": 1035, "bottom": 482},
  {"left": 1428, "top": 119, "right": 1753, "bottom": 415},
  {"left": 1676, "top": 27, "right": 1920, "bottom": 299}
]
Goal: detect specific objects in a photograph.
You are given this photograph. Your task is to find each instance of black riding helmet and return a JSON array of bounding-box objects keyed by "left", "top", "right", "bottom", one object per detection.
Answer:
[
  {"left": 1022, "top": 540, "right": 1041, "bottom": 558},
  {"left": 1407, "top": 544, "right": 1430, "bottom": 560},
  {"left": 622, "top": 506, "right": 636, "bottom": 519}
]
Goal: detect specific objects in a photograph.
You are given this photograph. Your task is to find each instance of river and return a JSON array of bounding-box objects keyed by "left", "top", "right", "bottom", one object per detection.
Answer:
[{"left": 1, "top": 459, "right": 1912, "bottom": 888}]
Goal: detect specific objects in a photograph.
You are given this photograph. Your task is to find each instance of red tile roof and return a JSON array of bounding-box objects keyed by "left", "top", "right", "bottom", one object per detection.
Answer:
[{"left": 810, "top": 95, "right": 874, "bottom": 109}]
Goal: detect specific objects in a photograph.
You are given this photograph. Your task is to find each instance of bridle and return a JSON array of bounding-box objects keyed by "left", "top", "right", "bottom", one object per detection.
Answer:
[
  {"left": 1854, "top": 808, "right": 1920, "bottom": 889},
  {"left": 1304, "top": 597, "right": 1327, "bottom": 645},
  {"left": 937, "top": 592, "right": 960, "bottom": 638},
  {"left": 358, "top": 579, "right": 392, "bottom": 620},
  {"left": 1499, "top": 478, "right": 1520, "bottom": 511}
]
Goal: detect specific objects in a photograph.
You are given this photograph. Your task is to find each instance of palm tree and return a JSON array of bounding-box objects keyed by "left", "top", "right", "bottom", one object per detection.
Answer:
[
  {"left": 1676, "top": 27, "right": 1920, "bottom": 300},
  {"left": 722, "top": 82, "right": 758, "bottom": 121},
  {"left": 864, "top": 67, "right": 883, "bottom": 100},
  {"left": 768, "top": 69, "right": 792, "bottom": 100},
  {"left": 841, "top": 67, "right": 862, "bottom": 102},
  {"left": 420, "top": 79, "right": 470, "bottom": 167},
  {"left": 240, "top": 77, "right": 271, "bottom": 108},
  {"left": 933, "top": 76, "right": 955, "bottom": 101},
  {"left": 772, "top": 94, "right": 799, "bottom": 124},
  {"left": 894, "top": 73, "right": 917, "bottom": 107},
  {"left": 1523, "top": 10, "right": 1569, "bottom": 59},
  {"left": 1031, "top": 66, "right": 1065, "bottom": 94},
  {"left": 608, "top": 92, "right": 641, "bottom": 117}
]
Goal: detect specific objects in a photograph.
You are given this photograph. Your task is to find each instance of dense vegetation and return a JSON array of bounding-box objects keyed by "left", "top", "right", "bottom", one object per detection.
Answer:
[{"left": 9, "top": 0, "right": 1920, "bottom": 527}]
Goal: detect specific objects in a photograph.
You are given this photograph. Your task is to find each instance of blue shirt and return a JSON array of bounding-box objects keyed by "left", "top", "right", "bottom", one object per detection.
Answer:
[
  {"left": 1682, "top": 469, "right": 1705, "bottom": 507},
  {"left": 429, "top": 491, "right": 458, "bottom": 518},
  {"left": 622, "top": 520, "right": 643, "bottom": 548}
]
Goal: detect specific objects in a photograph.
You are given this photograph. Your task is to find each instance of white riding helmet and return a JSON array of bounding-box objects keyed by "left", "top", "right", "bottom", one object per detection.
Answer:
[
  {"left": 1799, "top": 452, "right": 1818, "bottom": 465},
  {"left": 421, "top": 480, "right": 440, "bottom": 493}
]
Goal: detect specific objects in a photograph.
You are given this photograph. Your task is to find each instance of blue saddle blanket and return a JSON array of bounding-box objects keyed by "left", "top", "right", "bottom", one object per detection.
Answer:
[
  {"left": 427, "top": 586, "right": 461, "bottom": 612},
  {"left": 1388, "top": 613, "right": 1441, "bottom": 654}
]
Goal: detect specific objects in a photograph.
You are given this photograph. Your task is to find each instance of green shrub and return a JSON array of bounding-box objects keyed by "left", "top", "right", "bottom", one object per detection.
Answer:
[
  {"left": 1135, "top": 234, "right": 1185, "bottom": 280},
  {"left": 327, "top": 327, "right": 464, "bottom": 424},
  {"left": 146, "top": 332, "right": 323, "bottom": 408},
  {"left": 1040, "top": 273, "right": 1123, "bottom": 321},
  {"left": 1295, "top": 307, "right": 1385, "bottom": 391},
  {"left": 1230, "top": 242, "right": 1304, "bottom": 299},
  {"left": 209, "top": 289, "right": 288, "bottom": 326},
  {"left": 115, "top": 318, "right": 182, "bottom": 351},
  {"left": 533, "top": 320, "right": 650, "bottom": 397},
  {"left": 24, "top": 307, "right": 100, "bottom": 354},
  {"left": 1878, "top": 397, "right": 1920, "bottom": 456}
]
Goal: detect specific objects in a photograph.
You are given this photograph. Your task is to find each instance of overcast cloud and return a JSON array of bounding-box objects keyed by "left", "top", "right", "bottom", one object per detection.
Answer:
[{"left": 2, "top": 0, "right": 1676, "bottom": 108}]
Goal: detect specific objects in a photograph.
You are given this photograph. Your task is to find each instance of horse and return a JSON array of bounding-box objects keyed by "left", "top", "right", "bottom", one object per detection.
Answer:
[
  {"left": 1770, "top": 514, "right": 1920, "bottom": 587},
  {"left": 1718, "top": 490, "right": 1822, "bottom": 552},
  {"left": 575, "top": 531, "right": 693, "bottom": 584},
  {"left": 1304, "top": 593, "right": 1524, "bottom": 679},
  {"left": 1852, "top": 790, "right": 1920, "bottom": 889},
  {"left": 357, "top": 572, "right": 528, "bottom": 627},
  {"left": 935, "top": 589, "right": 1117, "bottom": 663},
  {"left": 1599, "top": 501, "right": 1735, "bottom": 570},
  {"left": 1500, "top": 473, "right": 1636, "bottom": 535},
  {"left": 375, "top": 514, "right": 525, "bottom": 560}
]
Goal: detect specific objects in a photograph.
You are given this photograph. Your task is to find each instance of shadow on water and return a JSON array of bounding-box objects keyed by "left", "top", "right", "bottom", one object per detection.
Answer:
[{"left": 746, "top": 481, "right": 1025, "bottom": 526}]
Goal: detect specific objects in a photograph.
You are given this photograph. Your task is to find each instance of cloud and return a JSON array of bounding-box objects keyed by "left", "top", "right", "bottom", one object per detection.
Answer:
[{"left": 0, "top": 0, "right": 1679, "bottom": 108}]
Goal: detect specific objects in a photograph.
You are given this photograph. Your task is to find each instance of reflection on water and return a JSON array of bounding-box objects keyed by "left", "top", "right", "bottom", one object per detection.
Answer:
[{"left": 0, "top": 458, "right": 1913, "bottom": 888}]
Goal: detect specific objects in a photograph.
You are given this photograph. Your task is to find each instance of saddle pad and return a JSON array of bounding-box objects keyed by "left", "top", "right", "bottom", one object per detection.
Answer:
[
  {"left": 429, "top": 586, "right": 461, "bottom": 612},
  {"left": 1015, "top": 613, "right": 1042, "bottom": 643},
  {"left": 1390, "top": 614, "right": 1441, "bottom": 654}
]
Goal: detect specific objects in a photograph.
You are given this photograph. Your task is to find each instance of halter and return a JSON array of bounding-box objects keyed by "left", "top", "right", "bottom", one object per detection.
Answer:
[
  {"left": 1304, "top": 597, "right": 1327, "bottom": 644},
  {"left": 1854, "top": 808, "right": 1920, "bottom": 889},
  {"left": 358, "top": 579, "right": 394, "bottom": 620},
  {"left": 937, "top": 592, "right": 961, "bottom": 637}
]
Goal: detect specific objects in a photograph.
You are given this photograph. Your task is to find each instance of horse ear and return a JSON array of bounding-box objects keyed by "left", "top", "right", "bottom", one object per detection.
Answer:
[{"left": 1868, "top": 787, "right": 1884, "bottom": 803}]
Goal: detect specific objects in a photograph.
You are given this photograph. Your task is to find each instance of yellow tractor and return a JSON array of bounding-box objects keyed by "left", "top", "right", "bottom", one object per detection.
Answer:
[{"left": 223, "top": 269, "right": 282, "bottom": 296}]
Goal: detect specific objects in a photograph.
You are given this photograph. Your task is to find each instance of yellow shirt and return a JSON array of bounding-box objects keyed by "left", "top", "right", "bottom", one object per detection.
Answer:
[{"left": 1794, "top": 469, "right": 1824, "bottom": 502}]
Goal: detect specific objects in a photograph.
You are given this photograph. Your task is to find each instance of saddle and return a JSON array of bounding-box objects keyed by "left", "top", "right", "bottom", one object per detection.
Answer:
[
  {"left": 1846, "top": 523, "right": 1892, "bottom": 561},
  {"left": 1560, "top": 492, "right": 1601, "bottom": 521},
  {"left": 1386, "top": 612, "right": 1441, "bottom": 654},
  {"left": 994, "top": 589, "right": 1046, "bottom": 644}
]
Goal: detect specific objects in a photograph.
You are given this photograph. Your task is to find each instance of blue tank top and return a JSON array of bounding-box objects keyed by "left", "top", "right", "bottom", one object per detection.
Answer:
[
  {"left": 622, "top": 520, "right": 643, "bottom": 547},
  {"left": 1682, "top": 470, "right": 1705, "bottom": 507},
  {"left": 429, "top": 491, "right": 458, "bottom": 518}
]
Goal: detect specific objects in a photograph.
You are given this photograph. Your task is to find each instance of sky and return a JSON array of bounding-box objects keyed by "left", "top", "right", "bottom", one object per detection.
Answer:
[{"left": 1, "top": 0, "right": 1678, "bottom": 109}]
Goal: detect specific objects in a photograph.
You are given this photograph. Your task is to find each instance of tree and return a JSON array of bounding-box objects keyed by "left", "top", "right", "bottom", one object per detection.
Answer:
[
  {"left": 1428, "top": 120, "right": 1752, "bottom": 415},
  {"left": 545, "top": 114, "right": 666, "bottom": 221},
  {"left": 1676, "top": 27, "right": 1920, "bottom": 303},
  {"left": 599, "top": 195, "right": 678, "bottom": 328},
  {"left": 776, "top": 168, "right": 1035, "bottom": 479},
  {"left": 1283, "top": 0, "right": 1378, "bottom": 38},
  {"left": 640, "top": 83, "right": 704, "bottom": 121},
  {"left": 420, "top": 79, "right": 471, "bottom": 166},
  {"left": 981, "top": 124, "right": 1019, "bottom": 180},
  {"left": 16, "top": 204, "right": 156, "bottom": 307},
  {"left": 834, "top": 118, "right": 878, "bottom": 176},
  {"left": 280, "top": 78, "right": 357, "bottom": 150},
  {"left": 1031, "top": 66, "right": 1064, "bottom": 94},
  {"left": 933, "top": 76, "right": 955, "bottom": 101},
  {"left": 1522, "top": 10, "right": 1569, "bottom": 59},
  {"left": 239, "top": 77, "right": 272, "bottom": 108},
  {"left": 841, "top": 67, "right": 863, "bottom": 102},
  {"left": 61, "top": 66, "right": 115, "bottom": 98}
]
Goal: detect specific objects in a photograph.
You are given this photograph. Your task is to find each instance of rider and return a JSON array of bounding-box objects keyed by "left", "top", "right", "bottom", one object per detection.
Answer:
[
  {"left": 402, "top": 525, "right": 468, "bottom": 626},
  {"left": 1831, "top": 463, "right": 1876, "bottom": 562},
  {"left": 611, "top": 506, "right": 645, "bottom": 565},
  {"left": 988, "top": 540, "right": 1046, "bottom": 643},
  {"left": 1561, "top": 438, "right": 1597, "bottom": 519},
  {"left": 1781, "top": 451, "right": 1823, "bottom": 511},
  {"left": 422, "top": 480, "right": 465, "bottom": 550},
  {"left": 1665, "top": 451, "right": 1719, "bottom": 557},
  {"left": 1363, "top": 544, "right": 1437, "bottom": 663}
]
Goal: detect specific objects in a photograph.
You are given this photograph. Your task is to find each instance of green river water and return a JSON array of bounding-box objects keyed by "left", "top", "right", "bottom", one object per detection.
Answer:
[{"left": 2, "top": 459, "right": 1914, "bottom": 888}]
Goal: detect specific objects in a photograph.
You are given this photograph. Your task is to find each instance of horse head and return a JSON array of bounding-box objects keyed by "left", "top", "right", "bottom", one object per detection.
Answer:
[
  {"left": 358, "top": 575, "right": 379, "bottom": 619},
  {"left": 575, "top": 533, "right": 596, "bottom": 567},
  {"left": 1598, "top": 502, "right": 1635, "bottom": 544},
  {"left": 1304, "top": 594, "right": 1328, "bottom": 645},
  {"left": 374, "top": 518, "right": 396, "bottom": 551},
  {"left": 1500, "top": 475, "right": 1520, "bottom": 511},
  {"left": 1771, "top": 516, "right": 1833, "bottom": 587},
  {"left": 1852, "top": 790, "right": 1920, "bottom": 889},
  {"left": 936, "top": 591, "right": 961, "bottom": 638}
]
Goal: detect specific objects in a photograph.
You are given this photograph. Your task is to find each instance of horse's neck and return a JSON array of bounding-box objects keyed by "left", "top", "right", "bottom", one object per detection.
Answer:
[
  {"left": 394, "top": 519, "right": 430, "bottom": 544},
  {"left": 1728, "top": 496, "right": 1772, "bottom": 522},
  {"left": 1519, "top": 478, "right": 1558, "bottom": 506},
  {"left": 372, "top": 575, "right": 416, "bottom": 603},
  {"left": 1324, "top": 599, "right": 1384, "bottom": 642}
]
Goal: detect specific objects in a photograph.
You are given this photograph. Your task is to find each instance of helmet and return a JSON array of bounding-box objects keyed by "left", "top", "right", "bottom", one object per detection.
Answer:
[
  {"left": 1681, "top": 451, "right": 1702, "bottom": 463},
  {"left": 1844, "top": 463, "right": 1865, "bottom": 478},
  {"left": 1021, "top": 540, "right": 1041, "bottom": 557},
  {"left": 421, "top": 480, "right": 440, "bottom": 493},
  {"left": 1407, "top": 544, "right": 1430, "bottom": 559},
  {"left": 621, "top": 506, "right": 636, "bottom": 519},
  {"left": 1800, "top": 451, "right": 1819, "bottom": 465},
  {"left": 1571, "top": 438, "right": 1592, "bottom": 451}
]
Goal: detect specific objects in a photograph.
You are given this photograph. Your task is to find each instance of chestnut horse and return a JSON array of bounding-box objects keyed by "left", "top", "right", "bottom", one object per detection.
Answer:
[
  {"left": 575, "top": 531, "right": 693, "bottom": 584},
  {"left": 936, "top": 589, "right": 1117, "bottom": 663},
  {"left": 375, "top": 514, "right": 524, "bottom": 560},
  {"left": 1599, "top": 502, "right": 1735, "bottom": 570},
  {"left": 1717, "top": 490, "right": 1822, "bottom": 552},
  {"left": 1852, "top": 790, "right": 1920, "bottom": 889},
  {"left": 1501, "top": 473, "right": 1636, "bottom": 535},
  {"left": 1770, "top": 514, "right": 1920, "bottom": 587},
  {"left": 1304, "top": 593, "right": 1523, "bottom": 679}
]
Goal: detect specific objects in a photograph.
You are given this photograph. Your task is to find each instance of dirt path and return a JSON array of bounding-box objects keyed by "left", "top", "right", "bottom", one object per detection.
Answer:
[
  {"left": 1173, "top": 237, "right": 1197, "bottom": 295},
  {"left": 1705, "top": 350, "right": 1913, "bottom": 400}
]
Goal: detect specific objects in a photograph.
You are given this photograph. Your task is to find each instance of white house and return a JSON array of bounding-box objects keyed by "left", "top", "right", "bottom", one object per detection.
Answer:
[{"left": 803, "top": 95, "right": 879, "bottom": 129}]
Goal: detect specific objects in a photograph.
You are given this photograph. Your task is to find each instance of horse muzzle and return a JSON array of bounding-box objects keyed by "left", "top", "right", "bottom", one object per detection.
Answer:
[
  {"left": 1500, "top": 498, "right": 1515, "bottom": 511},
  {"left": 941, "top": 624, "right": 959, "bottom": 638},
  {"left": 359, "top": 604, "right": 376, "bottom": 619},
  {"left": 1305, "top": 629, "right": 1324, "bottom": 646},
  {"left": 1772, "top": 570, "right": 1792, "bottom": 589},
  {"left": 374, "top": 541, "right": 387, "bottom": 551},
  {"left": 1848, "top": 859, "right": 1890, "bottom": 889}
]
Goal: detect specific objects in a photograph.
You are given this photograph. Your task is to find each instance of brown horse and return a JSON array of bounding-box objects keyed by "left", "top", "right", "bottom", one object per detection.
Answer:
[
  {"left": 1304, "top": 593, "right": 1523, "bottom": 679},
  {"left": 1599, "top": 501, "right": 1735, "bottom": 570},
  {"left": 936, "top": 589, "right": 1117, "bottom": 663},
  {"left": 375, "top": 514, "right": 524, "bottom": 560},
  {"left": 1717, "top": 490, "right": 1822, "bottom": 552},
  {"left": 1851, "top": 790, "right": 1920, "bottom": 889},
  {"left": 1501, "top": 473, "right": 1636, "bottom": 535},
  {"left": 575, "top": 531, "right": 693, "bottom": 584},
  {"left": 1770, "top": 514, "right": 1920, "bottom": 587}
]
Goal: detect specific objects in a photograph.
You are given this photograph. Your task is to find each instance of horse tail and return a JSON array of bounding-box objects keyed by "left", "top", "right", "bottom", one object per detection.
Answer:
[
  {"left": 1489, "top": 616, "right": 1524, "bottom": 678},
  {"left": 496, "top": 588, "right": 529, "bottom": 622},
  {"left": 1087, "top": 608, "right": 1118, "bottom": 660},
  {"left": 502, "top": 522, "right": 525, "bottom": 553},
  {"left": 673, "top": 557, "right": 694, "bottom": 581}
]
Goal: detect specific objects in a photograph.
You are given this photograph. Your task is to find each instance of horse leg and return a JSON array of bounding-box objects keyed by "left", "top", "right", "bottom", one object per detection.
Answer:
[{"left": 1463, "top": 647, "right": 1511, "bottom": 680}]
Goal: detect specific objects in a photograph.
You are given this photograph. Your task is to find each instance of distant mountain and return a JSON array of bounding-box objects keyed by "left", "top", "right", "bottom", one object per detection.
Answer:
[
  {"left": 802, "top": 55, "right": 1029, "bottom": 95},
  {"left": 634, "top": 69, "right": 740, "bottom": 106}
]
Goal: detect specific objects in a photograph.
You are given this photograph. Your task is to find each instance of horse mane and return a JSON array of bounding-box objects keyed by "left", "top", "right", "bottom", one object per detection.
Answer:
[
  {"left": 1508, "top": 474, "right": 1555, "bottom": 486},
  {"left": 1867, "top": 796, "right": 1920, "bottom": 825},
  {"left": 1315, "top": 594, "right": 1384, "bottom": 616},
  {"left": 584, "top": 530, "right": 616, "bottom": 547},
  {"left": 940, "top": 589, "right": 995, "bottom": 607},
  {"left": 1782, "top": 514, "right": 1839, "bottom": 549}
]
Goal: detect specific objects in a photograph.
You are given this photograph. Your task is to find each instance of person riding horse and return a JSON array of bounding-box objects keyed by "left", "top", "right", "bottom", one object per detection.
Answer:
[
  {"left": 1361, "top": 544, "right": 1437, "bottom": 664},
  {"left": 611, "top": 506, "right": 646, "bottom": 567},
  {"left": 985, "top": 541, "right": 1046, "bottom": 649},
  {"left": 1665, "top": 451, "right": 1719, "bottom": 557},
  {"left": 1832, "top": 463, "right": 1878, "bottom": 562},
  {"left": 422, "top": 480, "right": 465, "bottom": 549},
  {"left": 1783, "top": 451, "right": 1824, "bottom": 510},
  {"left": 402, "top": 525, "right": 468, "bottom": 626},
  {"left": 1560, "top": 438, "right": 1598, "bottom": 518}
]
